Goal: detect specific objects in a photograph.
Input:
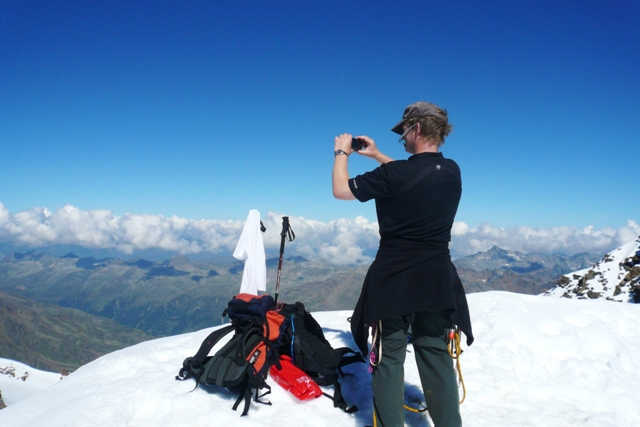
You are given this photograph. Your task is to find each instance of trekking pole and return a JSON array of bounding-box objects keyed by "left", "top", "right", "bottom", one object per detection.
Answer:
[{"left": 274, "top": 216, "right": 295, "bottom": 304}]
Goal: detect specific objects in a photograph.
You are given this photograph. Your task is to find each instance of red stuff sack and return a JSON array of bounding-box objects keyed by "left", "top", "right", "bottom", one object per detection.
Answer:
[{"left": 270, "top": 355, "right": 323, "bottom": 401}]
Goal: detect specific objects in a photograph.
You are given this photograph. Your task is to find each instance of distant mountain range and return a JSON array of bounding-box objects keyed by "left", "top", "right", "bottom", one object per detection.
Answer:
[
  {"left": 455, "top": 245, "right": 601, "bottom": 295},
  {"left": 0, "top": 251, "right": 371, "bottom": 336},
  {"left": 0, "top": 245, "right": 604, "bottom": 372},
  {"left": 545, "top": 236, "right": 640, "bottom": 302},
  {"left": 0, "top": 246, "right": 601, "bottom": 334}
]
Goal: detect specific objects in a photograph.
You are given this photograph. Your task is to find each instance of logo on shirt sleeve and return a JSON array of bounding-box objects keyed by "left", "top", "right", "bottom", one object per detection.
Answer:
[{"left": 351, "top": 178, "right": 358, "bottom": 189}]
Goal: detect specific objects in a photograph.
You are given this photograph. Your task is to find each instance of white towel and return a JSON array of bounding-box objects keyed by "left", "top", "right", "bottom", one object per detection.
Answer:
[{"left": 233, "top": 209, "right": 266, "bottom": 295}]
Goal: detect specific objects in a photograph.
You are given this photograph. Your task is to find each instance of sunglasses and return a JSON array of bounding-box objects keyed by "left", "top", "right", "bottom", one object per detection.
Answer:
[{"left": 398, "top": 123, "right": 417, "bottom": 145}]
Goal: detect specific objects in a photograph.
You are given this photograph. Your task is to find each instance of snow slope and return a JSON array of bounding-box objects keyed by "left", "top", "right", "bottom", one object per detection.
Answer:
[
  {"left": 1, "top": 291, "right": 639, "bottom": 427},
  {"left": 545, "top": 236, "right": 640, "bottom": 302},
  {"left": 0, "top": 359, "right": 61, "bottom": 406}
]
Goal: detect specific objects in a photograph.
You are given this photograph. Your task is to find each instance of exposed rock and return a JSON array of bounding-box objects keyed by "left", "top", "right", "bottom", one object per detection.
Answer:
[
  {"left": 545, "top": 236, "right": 640, "bottom": 304},
  {"left": 587, "top": 290, "right": 602, "bottom": 299}
]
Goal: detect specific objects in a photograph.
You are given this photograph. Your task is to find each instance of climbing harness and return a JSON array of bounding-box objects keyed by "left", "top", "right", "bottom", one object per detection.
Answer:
[{"left": 368, "top": 321, "right": 383, "bottom": 372}]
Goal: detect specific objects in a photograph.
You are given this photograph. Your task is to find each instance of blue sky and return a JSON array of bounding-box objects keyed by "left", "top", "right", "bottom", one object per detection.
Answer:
[{"left": 1, "top": 1, "right": 639, "bottom": 259}]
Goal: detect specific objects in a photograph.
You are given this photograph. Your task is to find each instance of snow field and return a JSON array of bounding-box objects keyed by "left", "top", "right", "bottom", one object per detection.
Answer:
[{"left": 0, "top": 291, "right": 638, "bottom": 426}]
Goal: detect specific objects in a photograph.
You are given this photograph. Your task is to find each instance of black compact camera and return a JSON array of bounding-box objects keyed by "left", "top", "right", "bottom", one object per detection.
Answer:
[{"left": 351, "top": 137, "right": 365, "bottom": 151}]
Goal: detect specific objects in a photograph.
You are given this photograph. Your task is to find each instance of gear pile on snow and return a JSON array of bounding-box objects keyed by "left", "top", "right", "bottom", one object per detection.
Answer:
[
  {"left": 176, "top": 294, "right": 363, "bottom": 416},
  {"left": 176, "top": 293, "right": 287, "bottom": 416},
  {"left": 544, "top": 236, "right": 640, "bottom": 303}
]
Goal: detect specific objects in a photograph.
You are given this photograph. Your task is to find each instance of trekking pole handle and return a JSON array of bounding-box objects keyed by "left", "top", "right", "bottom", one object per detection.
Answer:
[
  {"left": 279, "top": 216, "right": 290, "bottom": 254},
  {"left": 275, "top": 216, "right": 294, "bottom": 304}
]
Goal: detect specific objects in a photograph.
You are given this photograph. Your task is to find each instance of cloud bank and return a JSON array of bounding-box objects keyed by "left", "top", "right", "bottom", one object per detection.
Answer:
[
  {"left": 449, "top": 221, "right": 640, "bottom": 258},
  {"left": 1, "top": 203, "right": 638, "bottom": 264}
]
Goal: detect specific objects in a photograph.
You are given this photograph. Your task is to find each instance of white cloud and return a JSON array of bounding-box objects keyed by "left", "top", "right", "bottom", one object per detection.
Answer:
[
  {"left": 261, "top": 212, "right": 379, "bottom": 265},
  {"left": 1, "top": 202, "right": 639, "bottom": 263},
  {"left": 449, "top": 220, "right": 640, "bottom": 257},
  {"left": 0, "top": 203, "right": 379, "bottom": 264},
  {"left": 0, "top": 202, "right": 243, "bottom": 255}
]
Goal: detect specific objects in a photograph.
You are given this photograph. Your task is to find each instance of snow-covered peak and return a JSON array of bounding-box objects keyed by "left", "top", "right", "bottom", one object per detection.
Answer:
[{"left": 544, "top": 236, "right": 640, "bottom": 302}]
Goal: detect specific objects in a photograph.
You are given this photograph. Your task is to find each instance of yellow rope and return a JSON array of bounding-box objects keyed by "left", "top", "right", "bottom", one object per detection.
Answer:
[
  {"left": 404, "top": 403, "right": 428, "bottom": 413},
  {"left": 447, "top": 329, "right": 466, "bottom": 404}
]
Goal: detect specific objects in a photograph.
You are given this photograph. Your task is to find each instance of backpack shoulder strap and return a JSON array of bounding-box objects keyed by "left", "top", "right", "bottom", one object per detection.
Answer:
[
  {"left": 334, "top": 347, "right": 365, "bottom": 369},
  {"left": 322, "top": 380, "right": 358, "bottom": 413},
  {"left": 233, "top": 387, "right": 253, "bottom": 417},
  {"left": 176, "top": 324, "right": 235, "bottom": 382},
  {"left": 193, "top": 325, "right": 235, "bottom": 366}
]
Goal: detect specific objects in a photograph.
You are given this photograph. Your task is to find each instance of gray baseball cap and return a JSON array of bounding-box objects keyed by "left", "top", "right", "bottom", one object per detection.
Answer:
[{"left": 391, "top": 101, "right": 448, "bottom": 135}]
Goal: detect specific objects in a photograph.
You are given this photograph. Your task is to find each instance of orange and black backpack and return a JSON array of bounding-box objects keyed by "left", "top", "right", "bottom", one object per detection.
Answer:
[{"left": 176, "top": 293, "right": 288, "bottom": 416}]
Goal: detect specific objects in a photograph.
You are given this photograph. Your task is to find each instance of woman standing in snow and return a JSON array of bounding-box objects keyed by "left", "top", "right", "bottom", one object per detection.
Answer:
[{"left": 332, "top": 101, "right": 473, "bottom": 427}]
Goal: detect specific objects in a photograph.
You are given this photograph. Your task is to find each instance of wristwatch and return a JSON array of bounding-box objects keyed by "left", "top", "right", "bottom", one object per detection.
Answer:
[{"left": 334, "top": 149, "right": 348, "bottom": 157}]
